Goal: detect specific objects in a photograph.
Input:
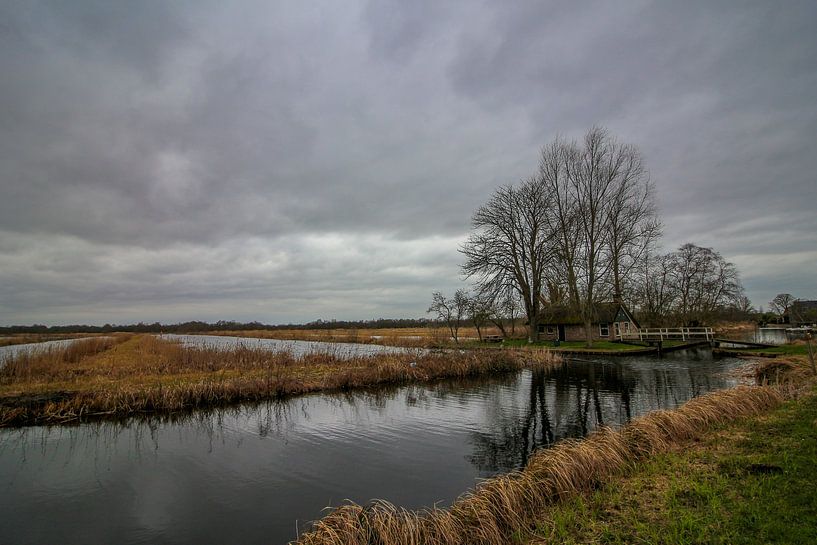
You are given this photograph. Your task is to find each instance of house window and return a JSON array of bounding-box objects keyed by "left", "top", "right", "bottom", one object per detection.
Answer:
[
  {"left": 599, "top": 323, "right": 609, "bottom": 337},
  {"left": 547, "top": 326, "right": 555, "bottom": 335},
  {"left": 623, "top": 322, "right": 631, "bottom": 334},
  {"left": 537, "top": 324, "right": 545, "bottom": 333}
]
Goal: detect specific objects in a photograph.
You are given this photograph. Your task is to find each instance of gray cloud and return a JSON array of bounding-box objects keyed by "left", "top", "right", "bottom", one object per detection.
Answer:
[{"left": 1, "top": 1, "right": 815, "bottom": 324}]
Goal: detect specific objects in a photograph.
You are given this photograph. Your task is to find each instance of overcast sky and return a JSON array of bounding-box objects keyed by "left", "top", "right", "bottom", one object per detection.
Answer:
[{"left": 1, "top": 1, "right": 816, "bottom": 326}]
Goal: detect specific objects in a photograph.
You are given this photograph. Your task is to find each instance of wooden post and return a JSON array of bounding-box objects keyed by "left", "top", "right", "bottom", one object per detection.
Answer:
[{"left": 806, "top": 332, "right": 816, "bottom": 375}]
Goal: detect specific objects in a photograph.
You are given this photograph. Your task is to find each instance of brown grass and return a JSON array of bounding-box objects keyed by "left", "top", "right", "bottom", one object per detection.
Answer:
[
  {"left": 0, "top": 334, "right": 559, "bottom": 427},
  {"left": 0, "top": 332, "right": 107, "bottom": 348},
  {"left": 204, "top": 326, "right": 514, "bottom": 348},
  {"left": 294, "top": 385, "right": 787, "bottom": 545}
]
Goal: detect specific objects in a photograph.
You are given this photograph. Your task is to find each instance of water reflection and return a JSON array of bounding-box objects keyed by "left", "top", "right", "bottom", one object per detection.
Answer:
[
  {"left": 0, "top": 351, "right": 742, "bottom": 545},
  {"left": 468, "top": 350, "right": 732, "bottom": 473}
]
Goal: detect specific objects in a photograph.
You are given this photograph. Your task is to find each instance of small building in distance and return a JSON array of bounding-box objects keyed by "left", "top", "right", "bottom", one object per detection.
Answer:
[
  {"left": 786, "top": 300, "right": 817, "bottom": 326},
  {"left": 536, "top": 301, "right": 640, "bottom": 342}
]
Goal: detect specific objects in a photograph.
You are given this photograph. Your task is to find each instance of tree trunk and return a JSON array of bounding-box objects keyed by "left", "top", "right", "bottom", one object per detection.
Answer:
[
  {"left": 528, "top": 315, "right": 538, "bottom": 343},
  {"left": 584, "top": 318, "right": 593, "bottom": 348}
]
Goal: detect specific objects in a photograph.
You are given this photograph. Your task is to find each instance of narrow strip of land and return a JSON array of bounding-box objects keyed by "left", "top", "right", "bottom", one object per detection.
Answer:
[{"left": 0, "top": 334, "right": 557, "bottom": 426}]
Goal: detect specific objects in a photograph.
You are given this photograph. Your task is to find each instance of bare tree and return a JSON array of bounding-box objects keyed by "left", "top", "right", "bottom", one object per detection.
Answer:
[
  {"left": 427, "top": 290, "right": 469, "bottom": 344},
  {"left": 461, "top": 179, "right": 552, "bottom": 342},
  {"left": 735, "top": 295, "right": 754, "bottom": 314},
  {"left": 538, "top": 138, "right": 581, "bottom": 311},
  {"left": 667, "top": 243, "right": 743, "bottom": 325},
  {"left": 481, "top": 286, "right": 521, "bottom": 339},
  {"left": 604, "top": 158, "right": 661, "bottom": 303},
  {"left": 633, "top": 245, "right": 677, "bottom": 326},
  {"left": 564, "top": 127, "right": 653, "bottom": 345},
  {"left": 465, "top": 127, "right": 659, "bottom": 346},
  {"left": 769, "top": 293, "right": 796, "bottom": 321},
  {"left": 467, "top": 292, "right": 492, "bottom": 342}
]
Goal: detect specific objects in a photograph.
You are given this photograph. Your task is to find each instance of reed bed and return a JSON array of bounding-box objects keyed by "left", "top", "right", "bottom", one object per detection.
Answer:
[
  {"left": 205, "top": 327, "right": 508, "bottom": 348},
  {"left": 0, "top": 335, "right": 558, "bottom": 426},
  {"left": 295, "top": 385, "right": 786, "bottom": 545},
  {"left": 0, "top": 335, "right": 128, "bottom": 380}
]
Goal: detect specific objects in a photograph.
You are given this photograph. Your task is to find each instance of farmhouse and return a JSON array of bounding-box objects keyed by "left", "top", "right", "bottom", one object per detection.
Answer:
[{"left": 536, "top": 301, "right": 640, "bottom": 342}]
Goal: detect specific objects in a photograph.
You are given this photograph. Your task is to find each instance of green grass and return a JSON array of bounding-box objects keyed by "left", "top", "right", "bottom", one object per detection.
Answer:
[
  {"left": 732, "top": 343, "right": 812, "bottom": 356},
  {"left": 531, "top": 388, "right": 817, "bottom": 544}
]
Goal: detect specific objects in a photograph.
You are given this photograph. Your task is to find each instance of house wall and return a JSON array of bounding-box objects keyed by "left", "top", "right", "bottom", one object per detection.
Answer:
[
  {"left": 537, "top": 319, "right": 638, "bottom": 342},
  {"left": 537, "top": 324, "right": 611, "bottom": 342}
]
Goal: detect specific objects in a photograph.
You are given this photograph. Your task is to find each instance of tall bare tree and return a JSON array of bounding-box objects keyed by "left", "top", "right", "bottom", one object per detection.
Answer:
[
  {"left": 461, "top": 179, "right": 552, "bottom": 342},
  {"left": 554, "top": 127, "right": 657, "bottom": 346},
  {"left": 538, "top": 138, "right": 581, "bottom": 310},
  {"left": 604, "top": 156, "right": 661, "bottom": 303}
]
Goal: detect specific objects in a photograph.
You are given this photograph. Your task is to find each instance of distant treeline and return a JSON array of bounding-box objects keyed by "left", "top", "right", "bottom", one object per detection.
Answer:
[{"left": 0, "top": 318, "right": 435, "bottom": 335}]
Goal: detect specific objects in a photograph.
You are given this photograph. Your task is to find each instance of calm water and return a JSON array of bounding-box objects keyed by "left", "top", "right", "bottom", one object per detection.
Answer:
[
  {"left": 0, "top": 349, "right": 742, "bottom": 545},
  {"left": 162, "top": 333, "right": 424, "bottom": 358}
]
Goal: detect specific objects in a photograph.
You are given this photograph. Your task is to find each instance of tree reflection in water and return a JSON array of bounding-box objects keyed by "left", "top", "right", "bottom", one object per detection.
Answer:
[{"left": 467, "top": 352, "right": 727, "bottom": 473}]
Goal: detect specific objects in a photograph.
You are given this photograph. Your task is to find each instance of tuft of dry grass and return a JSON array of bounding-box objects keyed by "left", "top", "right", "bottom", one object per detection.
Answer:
[
  {"left": 0, "top": 335, "right": 559, "bottom": 426},
  {"left": 294, "top": 385, "right": 787, "bottom": 545}
]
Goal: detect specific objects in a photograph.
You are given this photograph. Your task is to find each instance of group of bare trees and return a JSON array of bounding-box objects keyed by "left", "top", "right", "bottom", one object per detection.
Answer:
[
  {"left": 433, "top": 127, "right": 748, "bottom": 343},
  {"left": 427, "top": 288, "right": 521, "bottom": 343},
  {"left": 634, "top": 243, "right": 745, "bottom": 326},
  {"left": 460, "top": 127, "right": 661, "bottom": 343}
]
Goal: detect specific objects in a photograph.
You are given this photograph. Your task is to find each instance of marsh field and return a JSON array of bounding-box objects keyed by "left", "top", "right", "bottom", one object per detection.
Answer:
[{"left": 0, "top": 341, "right": 755, "bottom": 545}]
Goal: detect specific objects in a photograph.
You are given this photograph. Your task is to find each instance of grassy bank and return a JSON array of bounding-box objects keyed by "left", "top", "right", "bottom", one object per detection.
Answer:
[
  {"left": 501, "top": 339, "right": 660, "bottom": 353},
  {"left": 530, "top": 380, "right": 816, "bottom": 544},
  {"left": 0, "top": 334, "right": 557, "bottom": 426},
  {"left": 294, "top": 382, "right": 792, "bottom": 545}
]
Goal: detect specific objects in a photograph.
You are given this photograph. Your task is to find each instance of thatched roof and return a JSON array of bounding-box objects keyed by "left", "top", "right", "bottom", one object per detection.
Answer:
[{"left": 538, "top": 302, "right": 639, "bottom": 327}]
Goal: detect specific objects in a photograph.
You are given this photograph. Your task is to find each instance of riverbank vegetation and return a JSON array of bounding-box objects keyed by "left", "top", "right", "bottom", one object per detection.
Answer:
[
  {"left": 0, "top": 334, "right": 557, "bottom": 426},
  {"left": 529, "top": 383, "right": 817, "bottom": 544},
  {"left": 295, "top": 357, "right": 814, "bottom": 545}
]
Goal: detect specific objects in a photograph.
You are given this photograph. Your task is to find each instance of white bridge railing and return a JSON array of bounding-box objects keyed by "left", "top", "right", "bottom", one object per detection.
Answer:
[{"left": 618, "top": 327, "right": 714, "bottom": 342}]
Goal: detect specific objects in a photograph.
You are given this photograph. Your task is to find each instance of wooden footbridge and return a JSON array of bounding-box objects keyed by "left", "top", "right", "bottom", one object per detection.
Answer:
[{"left": 617, "top": 327, "right": 715, "bottom": 342}]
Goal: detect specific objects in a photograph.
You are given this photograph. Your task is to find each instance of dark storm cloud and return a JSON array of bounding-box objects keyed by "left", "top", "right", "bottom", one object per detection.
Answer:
[{"left": 1, "top": 1, "right": 815, "bottom": 324}]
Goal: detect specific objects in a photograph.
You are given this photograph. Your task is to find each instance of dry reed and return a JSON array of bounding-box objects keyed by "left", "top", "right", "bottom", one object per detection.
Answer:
[
  {"left": 205, "top": 326, "right": 509, "bottom": 348},
  {"left": 294, "top": 385, "right": 786, "bottom": 545},
  {"left": 0, "top": 335, "right": 558, "bottom": 426}
]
